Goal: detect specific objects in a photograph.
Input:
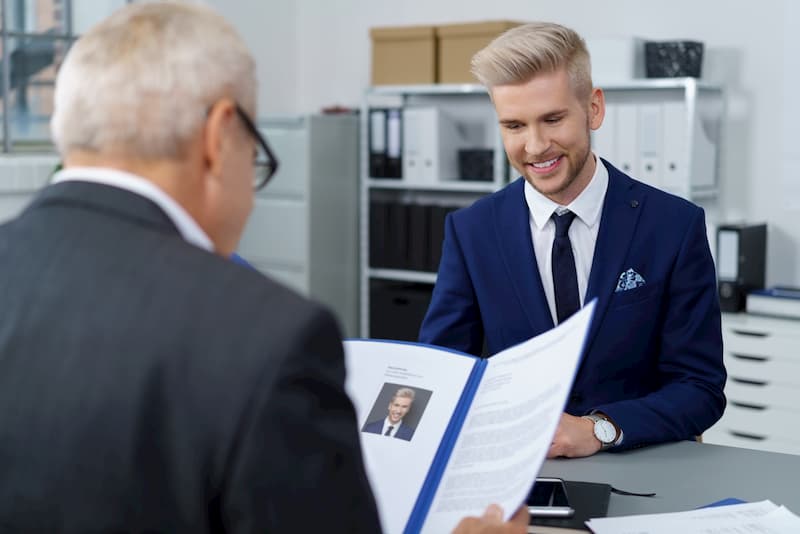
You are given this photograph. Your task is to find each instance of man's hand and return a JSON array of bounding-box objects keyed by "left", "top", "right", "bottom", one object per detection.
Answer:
[
  {"left": 452, "top": 504, "right": 529, "bottom": 534},
  {"left": 547, "top": 413, "right": 602, "bottom": 458}
]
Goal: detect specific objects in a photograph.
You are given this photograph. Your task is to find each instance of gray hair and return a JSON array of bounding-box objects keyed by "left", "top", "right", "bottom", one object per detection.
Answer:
[
  {"left": 471, "top": 22, "right": 592, "bottom": 100},
  {"left": 51, "top": 1, "right": 256, "bottom": 159},
  {"left": 393, "top": 387, "right": 416, "bottom": 402}
]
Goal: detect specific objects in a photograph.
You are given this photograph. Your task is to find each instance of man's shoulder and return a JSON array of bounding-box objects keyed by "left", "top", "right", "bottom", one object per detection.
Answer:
[{"left": 450, "top": 178, "right": 525, "bottom": 223}]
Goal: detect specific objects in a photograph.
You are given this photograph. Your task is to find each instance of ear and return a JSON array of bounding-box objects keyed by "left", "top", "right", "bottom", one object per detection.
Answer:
[
  {"left": 203, "top": 98, "right": 238, "bottom": 180},
  {"left": 588, "top": 87, "right": 605, "bottom": 131}
]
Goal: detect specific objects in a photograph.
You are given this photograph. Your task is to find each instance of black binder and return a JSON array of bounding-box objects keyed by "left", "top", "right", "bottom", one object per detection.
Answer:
[
  {"left": 369, "top": 199, "right": 390, "bottom": 268},
  {"left": 369, "top": 109, "right": 387, "bottom": 178},
  {"left": 386, "top": 201, "right": 410, "bottom": 269},
  {"left": 530, "top": 480, "right": 611, "bottom": 532},
  {"left": 428, "top": 205, "right": 458, "bottom": 273},
  {"left": 385, "top": 108, "right": 402, "bottom": 178},
  {"left": 408, "top": 203, "right": 431, "bottom": 272}
]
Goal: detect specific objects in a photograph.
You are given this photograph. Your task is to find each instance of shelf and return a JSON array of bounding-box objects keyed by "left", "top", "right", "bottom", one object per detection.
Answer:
[
  {"left": 367, "top": 179, "right": 499, "bottom": 193},
  {"left": 367, "top": 79, "right": 721, "bottom": 96},
  {"left": 596, "top": 77, "right": 722, "bottom": 92},
  {"left": 368, "top": 84, "right": 488, "bottom": 96},
  {"left": 368, "top": 268, "right": 437, "bottom": 284}
]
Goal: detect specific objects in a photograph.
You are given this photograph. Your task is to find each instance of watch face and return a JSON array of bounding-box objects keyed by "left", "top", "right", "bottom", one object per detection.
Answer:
[{"left": 594, "top": 420, "right": 616, "bottom": 443}]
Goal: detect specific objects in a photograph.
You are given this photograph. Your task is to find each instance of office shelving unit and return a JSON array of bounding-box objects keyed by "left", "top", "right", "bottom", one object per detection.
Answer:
[
  {"left": 359, "top": 79, "right": 724, "bottom": 339},
  {"left": 359, "top": 84, "right": 504, "bottom": 339}
]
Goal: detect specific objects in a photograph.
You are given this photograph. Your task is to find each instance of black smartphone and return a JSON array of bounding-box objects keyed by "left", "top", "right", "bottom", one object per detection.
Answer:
[{"left": 526, "top": 477, "right": 575, "bottom": 517}]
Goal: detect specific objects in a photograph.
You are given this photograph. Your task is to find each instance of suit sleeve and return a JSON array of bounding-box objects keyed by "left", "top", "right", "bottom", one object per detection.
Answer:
[
  {"left": 221, "top": 307, "right": 381, "bottom": 533},
  {"left": 595, "top": 208, "right": 727, "bottom": 449},
  {"left": 418, "top": 213, "right": 484, "bottom": 355}
]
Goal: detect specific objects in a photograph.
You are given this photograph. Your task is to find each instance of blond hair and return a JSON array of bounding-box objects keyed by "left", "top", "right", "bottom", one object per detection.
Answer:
[
  {"left": 471, "top": 22, "right": 592, "bottom": 99},
  {"left": 51, "top": 1, "right": 256, "bottom": 160},
  {"left": 393, "top": 388, "right": 416, "bottom": 402}
]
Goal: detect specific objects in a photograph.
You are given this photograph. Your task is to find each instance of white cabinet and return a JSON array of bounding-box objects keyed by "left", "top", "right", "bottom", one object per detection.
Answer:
[
  {"left": 704, "top": 313, "right": 800, "bottom": 455},
  {"left": 593, "top": 78, "right": 723, "bottom": 200},
  {"left": 238, "top": 114, "right": 359, "bottom": 337}
]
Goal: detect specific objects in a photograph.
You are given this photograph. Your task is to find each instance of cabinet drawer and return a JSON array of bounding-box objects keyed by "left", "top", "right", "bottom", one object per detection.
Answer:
[
  {"left": 724, "top": 351, "right": 800, "bottom": 385},
  {"left": 715, "top": 403, "right": 800, "bottom": 442},
  {"left": 725, "top": 378, "right": 799, "bottom": 410},
  {"left": 723, "top": 327, "right": 800, "bottom": 362},
  {"left": 703, "top": 427, "right": 800, "bottom": 455}
]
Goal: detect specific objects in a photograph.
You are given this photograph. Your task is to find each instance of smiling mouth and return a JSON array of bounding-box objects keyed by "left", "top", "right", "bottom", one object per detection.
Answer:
[{"left": 527, "top": 155, "right": 562, "bottom": 173}]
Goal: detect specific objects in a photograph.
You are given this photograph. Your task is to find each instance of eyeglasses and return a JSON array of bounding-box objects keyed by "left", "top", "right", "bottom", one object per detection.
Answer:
[{"left": 234, "top": 104, "right": 279, "bottom": 191}]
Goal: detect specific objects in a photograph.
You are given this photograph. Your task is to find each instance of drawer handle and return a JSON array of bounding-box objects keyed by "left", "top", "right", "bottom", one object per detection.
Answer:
[
  {"left": 731, "top": 401, "right": 767, "bottom": 411},
  {"left": 729, "top": 430, "right": 766, "bottom": 441},
  {"left": 730, "top": 353, "right": 770, "bottom": 362},
  {"left": 731, "top": 377, "right": 769, "bottom": 387},
  {"left": 731, "top": 329, "right": 769, "bottom": 338}
]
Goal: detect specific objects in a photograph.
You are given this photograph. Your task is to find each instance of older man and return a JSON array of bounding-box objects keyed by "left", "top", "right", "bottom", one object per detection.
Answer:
[{"left": 0, "top": 3, "right": 526, "bottom": 533}]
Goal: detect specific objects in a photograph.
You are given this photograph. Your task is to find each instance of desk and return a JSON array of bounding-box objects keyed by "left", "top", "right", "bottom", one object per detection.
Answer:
[{"left": 538, "top": 441, "right": 800, "bottom": 516}]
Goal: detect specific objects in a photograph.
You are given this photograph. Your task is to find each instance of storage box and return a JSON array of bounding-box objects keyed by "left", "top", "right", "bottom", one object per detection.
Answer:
[
  {"left": 436, "top": 21, "right": 524, "bottom": 84},
  {"left": 370, "top": 25, "right": 436, "bottom": 85},
  {"left": 645, "top": 41, "right": 704, "bottom": 78},
  {"left": 585, "top": 37, "right": 645, "bottom": 81}
]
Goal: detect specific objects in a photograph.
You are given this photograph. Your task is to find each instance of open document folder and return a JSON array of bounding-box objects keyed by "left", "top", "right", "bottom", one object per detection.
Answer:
[{"left": 344, "top": 301, "right": 596, "bottom": 534}]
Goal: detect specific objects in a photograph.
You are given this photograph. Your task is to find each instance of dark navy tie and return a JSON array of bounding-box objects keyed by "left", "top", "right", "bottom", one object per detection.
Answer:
[
  {"left": 384, "top": 426, "right": 394, "bottom": 436},
  {"left": 551, "top": 211, "right": 580, "bottom": 324}
]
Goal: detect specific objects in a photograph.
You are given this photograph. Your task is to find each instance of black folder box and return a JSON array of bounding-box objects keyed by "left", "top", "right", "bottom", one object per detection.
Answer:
[
  {"left": 386, "top": 201, "right": 410, "bottom": 269},
  {"left": 428, "top": 205, "right": 460, "bottom": 272},
  {"left": 408, "top": 204, "right": 431, "bottom": 272},
  {"left": 369, "top": 280, "right": 434, "bottom": 342},
  {"left": 645, "top": 40, "right": 703, "bottom": 78},
  {"left": 369, "top": 200, "right": 390, "bottom": 268},
  {"left": 458, "top": 148, "right": 494, "bottom": 181}
]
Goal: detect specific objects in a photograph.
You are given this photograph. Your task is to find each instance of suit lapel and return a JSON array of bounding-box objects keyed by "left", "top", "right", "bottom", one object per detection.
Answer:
[
  {"left": 583, "top": 161, "right": 646, "bottom": 352},
  {"left": 493, "top": 178, "right": 554, "bottom": 334}
]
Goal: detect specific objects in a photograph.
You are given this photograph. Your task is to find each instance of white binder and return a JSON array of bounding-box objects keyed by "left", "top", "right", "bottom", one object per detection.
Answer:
[
  {"left": 592, "top": 102, "right": 617, "bottom": 163},
  {"left": 402, "top": 107, "right": 469, "bottom": 185},
  {"left": 615, "top": 103, "right": 639, "bottom": 177},
  {"left": 637, "top": 103, "right": 662, "bottom": 188}
]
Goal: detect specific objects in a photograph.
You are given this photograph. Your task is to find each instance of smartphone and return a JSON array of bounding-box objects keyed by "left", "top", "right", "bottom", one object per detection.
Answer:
[{"left": 526, "top": 477, "right": 575, "bottom": 518}]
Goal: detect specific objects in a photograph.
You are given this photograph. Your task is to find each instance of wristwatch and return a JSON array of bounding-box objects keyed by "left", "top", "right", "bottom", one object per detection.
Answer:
[{"left": 583, "top": 414, "right": 623, "bottom": 450}]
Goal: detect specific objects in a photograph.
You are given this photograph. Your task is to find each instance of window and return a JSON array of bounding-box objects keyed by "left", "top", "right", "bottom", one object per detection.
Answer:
[{"left": 0, "top": 0, "right": 128, "bottom": 152}]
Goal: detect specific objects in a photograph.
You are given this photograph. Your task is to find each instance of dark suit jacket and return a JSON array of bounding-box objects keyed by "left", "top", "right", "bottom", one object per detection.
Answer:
[
  {"left": 0, "top": 181, "right": 381, "bottom": 533},
  {"left": 362, "top": 419, "right": 415, "bottom": 441},
  {"left": 419, "top": 161, "right": 726, "bottom": 449}
]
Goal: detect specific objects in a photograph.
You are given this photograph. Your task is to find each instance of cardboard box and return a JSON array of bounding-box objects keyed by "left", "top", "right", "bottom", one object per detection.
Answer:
[
  {"left": 436, "top": 21, "right": 524, "bottom": 84},
  {"left": 370, "top": 25, "right": 436, "bottom": 85}
]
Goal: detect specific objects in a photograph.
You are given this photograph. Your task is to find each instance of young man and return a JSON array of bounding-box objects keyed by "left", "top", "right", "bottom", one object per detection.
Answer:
[
  {"left": 419, "top": 22, "right": 726, "bottom": 458},
  {"left": 363, "top": 387, "right": 417, "bottom": 441},
  {"left": 0, "top": 3, "right": 526, "bottom": 532}
]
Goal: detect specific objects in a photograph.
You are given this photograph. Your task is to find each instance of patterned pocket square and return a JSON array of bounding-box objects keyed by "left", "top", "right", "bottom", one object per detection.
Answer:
[{"left": 615, "top": 268, "right": 646, "bottom": 292}]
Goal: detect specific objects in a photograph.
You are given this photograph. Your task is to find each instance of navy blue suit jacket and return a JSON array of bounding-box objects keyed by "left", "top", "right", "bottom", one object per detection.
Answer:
[
  {"left": 363, "top": 419, "right": 415, "bottom": 441},
  {"left": 419, "top": 161, "right": 726, "bottom": 449}
]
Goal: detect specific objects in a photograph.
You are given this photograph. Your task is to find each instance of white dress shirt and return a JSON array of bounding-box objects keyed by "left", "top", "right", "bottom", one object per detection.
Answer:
[
  {"left": 523, "top": 154, "right": 609, "bottom": 325},
  {"left": 52, "top": 166, "right": 214, "bottom": 252},
  {"left": 380, "top": 417, "right": 403, "bottom": 437}
]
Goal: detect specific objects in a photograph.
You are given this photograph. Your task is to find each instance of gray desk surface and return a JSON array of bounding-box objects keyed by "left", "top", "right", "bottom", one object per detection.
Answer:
[{"left": 538, "top": 441, "right": 800, "bottom": 517}]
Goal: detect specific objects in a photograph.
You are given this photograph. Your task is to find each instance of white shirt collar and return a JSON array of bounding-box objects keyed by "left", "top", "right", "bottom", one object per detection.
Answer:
[
  {"left": 384, "top": 417, "right": 403, "bottom": 430},
  {"left": 52, "top": 166, "right": 214, "bottom": 252},
  {"left": 524, "top": 153, "right": 609, "bottom": 229}
]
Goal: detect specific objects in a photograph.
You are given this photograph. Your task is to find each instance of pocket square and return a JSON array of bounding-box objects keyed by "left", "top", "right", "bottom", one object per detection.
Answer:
[{"left": 615, "top": 268, "right": 646, "bottom": 292}]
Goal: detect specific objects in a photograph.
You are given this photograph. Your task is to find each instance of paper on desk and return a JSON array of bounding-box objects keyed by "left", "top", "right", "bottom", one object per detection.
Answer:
[{"left": 586, "top": 500, "right": 800, "bottom": 534}]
